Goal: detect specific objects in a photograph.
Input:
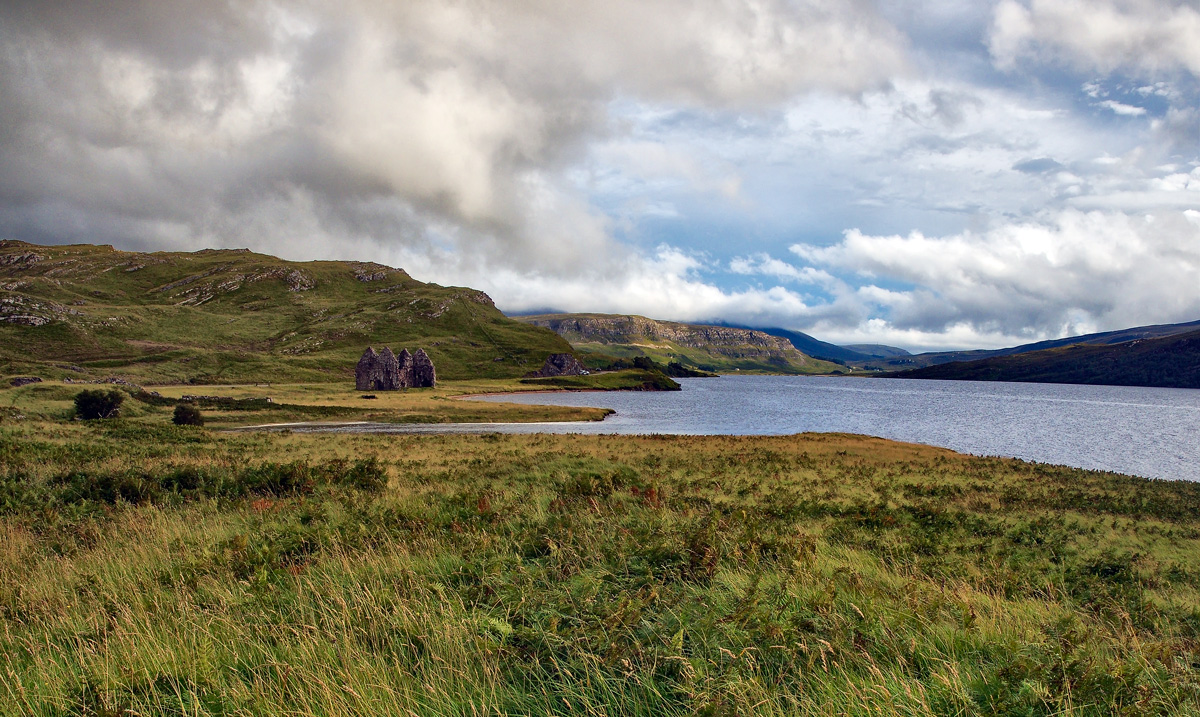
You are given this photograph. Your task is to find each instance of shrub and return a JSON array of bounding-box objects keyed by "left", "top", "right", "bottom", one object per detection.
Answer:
[
  {"left": 172, "top": 403, "right": 204, "bottom": 426},
  {"left": 73, "top": 389, "right": 125, "bottom": 420}
]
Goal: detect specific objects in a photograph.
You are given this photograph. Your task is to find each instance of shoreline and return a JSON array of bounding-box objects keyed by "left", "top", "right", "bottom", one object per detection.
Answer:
[
  {"left": 447, "top": 387, "right": 616, "bottom": 400},
  {"left": 226, "top": 417, "right": 616, "bottom": 433}
]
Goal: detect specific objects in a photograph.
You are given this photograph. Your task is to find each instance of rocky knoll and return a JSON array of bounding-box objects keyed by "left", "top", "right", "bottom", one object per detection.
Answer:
[{"left": 528, "top": 353, "right": 589, "bottom": 378}]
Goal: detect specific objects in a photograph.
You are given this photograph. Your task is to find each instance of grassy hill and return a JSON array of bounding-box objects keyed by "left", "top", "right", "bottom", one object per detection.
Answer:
[
  {"left": 885, "top": 329, "right": 1200, "bottom": 388},
  {"left": 844, "top": 343, "right": 912, "bottom": 359},
  {"left": 0, "top": 240, "right": 573, "bottom": 385},
  {"left": 516, "top": 313, "right": 842, "bottom": 374},
  {"left": 873, "top": 319, "right": 1200, "bottom": 372}
]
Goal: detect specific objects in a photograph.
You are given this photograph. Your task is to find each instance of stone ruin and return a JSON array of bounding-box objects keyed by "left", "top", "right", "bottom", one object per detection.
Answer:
[
  {"left": 529, "top": 353, "right": 590, "bottom": 378},
  {"left": 356, "top": 346, "right": 436, "bottom": 390}
]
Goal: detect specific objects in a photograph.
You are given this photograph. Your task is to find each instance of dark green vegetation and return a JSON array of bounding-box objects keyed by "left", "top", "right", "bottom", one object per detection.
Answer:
[
  {"left": 520, "top": 368, "right": 681, "bottom": 391},
  {"left": 0, "top": 240, "right": 572, "bottom": 384},
  {"left": 585, "top": 354, "right": 717, "bottom": 378},
  {"left": 4, "top": 418, "right": 1200, "bottom": 715},
  {"left": 518, "top": 313, "right": 841, "bottom": 374},
  {"left": 72, "top": 389, "right": 125, "bottom": 420},
  {"left": 172, "top": 403, "right": 204, "bottom": 426},
  {"left": 663, "top": 361, "right": 716, "bottom": 378},
  {"left": 887, "top": 329, "right": 1200, "bottom": 389}
]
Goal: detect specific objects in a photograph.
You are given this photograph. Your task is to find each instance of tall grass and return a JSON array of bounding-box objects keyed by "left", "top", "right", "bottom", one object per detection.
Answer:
[{"left": 3, "top": 424, "right": 1200, "bottom": 714}]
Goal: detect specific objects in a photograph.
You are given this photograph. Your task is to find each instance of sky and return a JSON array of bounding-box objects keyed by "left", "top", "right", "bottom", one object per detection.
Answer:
[{"left": 0, "top": 0, "right": 1197, "bottom": 352}]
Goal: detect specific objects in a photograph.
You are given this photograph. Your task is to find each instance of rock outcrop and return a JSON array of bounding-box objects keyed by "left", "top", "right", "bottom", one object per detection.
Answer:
[
  {"left": 356, "top": 346, "right": 436, "bottom": 390},
  {"left": 530, "top": 353, "right": 589, "bottom": 378}
]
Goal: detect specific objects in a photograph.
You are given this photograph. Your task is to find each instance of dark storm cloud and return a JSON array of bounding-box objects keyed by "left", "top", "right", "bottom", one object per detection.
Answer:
[
  {"left": 1, "top": 0, "right": 275, "bottom": 67},
  {"left": 0, "top": 0, "right": 908, "bottom": 281}
]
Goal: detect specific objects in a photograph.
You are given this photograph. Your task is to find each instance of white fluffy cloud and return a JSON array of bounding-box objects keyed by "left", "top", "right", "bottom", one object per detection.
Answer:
[
  {"left": 989, "top": 0, "right": 1200, "bottom": 75},
  {"left": 790, "top": 208, "right": 1200, "bottom": 342},
  {"left": 730, "top": 253, "right": 838, "bottom": 286}
]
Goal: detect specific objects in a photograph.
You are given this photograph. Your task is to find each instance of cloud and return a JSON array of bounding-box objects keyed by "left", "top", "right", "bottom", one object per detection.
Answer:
[
  {"left": 0, "top": 0, "right": 907, "bottom": 283},
  {"left": 1096, "top": 99, "right": 1147, "bottom": 116},
  {"left": 789, "top": 209, "right": 1200, "bottom": 341},
  {"left": 989, "top": 0, "right": 1200, "bottom": 76},
  {"left": 1, "top": 0, "right": 1194, "bottom": 355},
  {"left": 474, "top": 245, "right": 837, "bottom": 327},
  {"left": 729, "top": 253, "right": 838, "bottom": 287},
  {"left": 1013, "top": 157, "right": 1065, "bottom": 173}
]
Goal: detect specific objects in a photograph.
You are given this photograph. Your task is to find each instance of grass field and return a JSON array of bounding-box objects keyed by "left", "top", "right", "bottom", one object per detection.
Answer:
[
  {"left": 0, "top": 376, "right": 692, "bottom": 428},
  {"left": 3, "top": 402, "right": 1200, "bottom": 715}
]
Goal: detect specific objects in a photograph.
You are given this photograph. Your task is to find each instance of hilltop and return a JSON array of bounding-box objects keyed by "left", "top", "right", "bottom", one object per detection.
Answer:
[
  {"left": 871, "top": 318, "right": 1200, "bottom": 371},
  {"left": 886, "top": 328, "right": 1200, "bottom": 388},
  {"left": 0, "top": 240, "right": 572, "bottom": 384},
  {"left": 516, "top": 313, "right": 842, "bottom": 374}
]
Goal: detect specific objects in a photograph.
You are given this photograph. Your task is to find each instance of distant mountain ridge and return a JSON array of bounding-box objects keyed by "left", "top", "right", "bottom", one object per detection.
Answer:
[
  {"left": 844, "top": 344, "right": 911, "bottom": 358},
  {"left": 871, "top": 319, "right": 1200, "bottom": 371},
  {"left": 0, "top": 240, "right": 571, "bottom": 384},
  {"left": 886, "top": 328, "right": 1200, "bottom": 389},
  {"left": 516, "top": 313, "right": 841, "bottom": 374},
  {"left": 714, "top": 324, "right": 876, "bottom": 363}
]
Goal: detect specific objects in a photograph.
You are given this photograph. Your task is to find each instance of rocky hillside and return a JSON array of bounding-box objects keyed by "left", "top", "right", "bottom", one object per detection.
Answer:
[
  {"left": 0, "top": 240, "right": 571, "bottom": 384},
  {"left": 517, "top": 313, "right": 841, "bottom": 374}
]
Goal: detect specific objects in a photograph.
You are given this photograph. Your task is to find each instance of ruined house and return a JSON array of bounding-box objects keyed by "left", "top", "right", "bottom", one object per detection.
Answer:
[
  {"left": 410, "top": 348, "right": 436, "bottom": 387},
  {"left": 355, "top": 346, "right": 436, "bottom": 390}
]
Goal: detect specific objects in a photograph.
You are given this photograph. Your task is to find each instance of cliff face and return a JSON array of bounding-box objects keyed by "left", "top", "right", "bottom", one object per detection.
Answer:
[
  {"left": 532, "top": 315, "right": 796, "bottom": 352},
  {"left": 518, "top": 313, "right": 840, "bottom": 374}
]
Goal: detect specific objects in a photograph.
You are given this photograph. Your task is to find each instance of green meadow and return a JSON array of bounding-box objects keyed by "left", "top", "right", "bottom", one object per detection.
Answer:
[{"left": 3, "top": 390, "right": 1200, "bottom": 715}]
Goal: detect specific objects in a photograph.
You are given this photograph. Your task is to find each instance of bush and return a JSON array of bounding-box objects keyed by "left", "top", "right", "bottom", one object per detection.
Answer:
[
  {"left": 172, "top": 403, "right": 204, "bottom": 426},
  {"left": 74, "top": 389, "right": 125, "bottom": 420}
]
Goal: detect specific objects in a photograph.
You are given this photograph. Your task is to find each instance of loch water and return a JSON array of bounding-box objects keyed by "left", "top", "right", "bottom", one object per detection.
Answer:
[
  {"left": 481, "top": 376, "right": 1200, "bottom": 481},
  {"left": 287, "top": 376, "right": 1200, "bottom": 481}
]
